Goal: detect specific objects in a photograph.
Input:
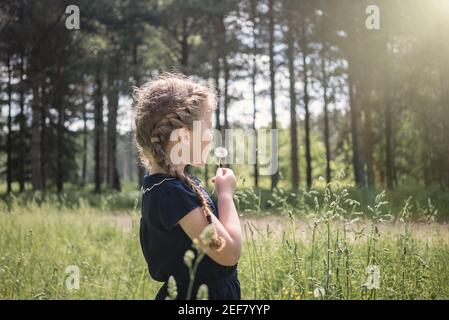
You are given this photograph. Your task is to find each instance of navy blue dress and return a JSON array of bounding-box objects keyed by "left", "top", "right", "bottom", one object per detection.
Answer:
[{"left": 139, "top": 172, "right": 241, "bottom": 300}]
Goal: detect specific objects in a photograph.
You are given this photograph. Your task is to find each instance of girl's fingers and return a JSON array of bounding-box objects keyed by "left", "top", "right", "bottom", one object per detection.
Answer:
[
  {"left": 215, "top": 167, "right": 227, "bottom": 177},
  {"left": 212, "top": 167, "right": 233, "bottom": 183},
  {"left": 221, "top": 168, "right": 233, "bottom": 178}
]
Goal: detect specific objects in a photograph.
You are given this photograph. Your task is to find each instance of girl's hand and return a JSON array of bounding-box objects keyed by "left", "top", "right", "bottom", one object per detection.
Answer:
[{"left": 210, "top": 167, "right": 236, "bottom": 197}]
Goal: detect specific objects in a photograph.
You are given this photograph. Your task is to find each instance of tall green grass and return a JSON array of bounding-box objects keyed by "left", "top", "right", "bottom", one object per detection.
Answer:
[
  {"left": 0, "top": 203, "right": 155, "bottom": 299},
  {"left": 239, "top": 187, "right": 449, "bottom": 299},
  {"left": 1, "top": 177, "right": 449, "bottom": 299}
]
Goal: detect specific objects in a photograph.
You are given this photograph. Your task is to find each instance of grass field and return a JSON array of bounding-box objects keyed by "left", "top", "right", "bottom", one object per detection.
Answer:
[{"left": 1, "top": 180, "right": 449, "bottom": 300}]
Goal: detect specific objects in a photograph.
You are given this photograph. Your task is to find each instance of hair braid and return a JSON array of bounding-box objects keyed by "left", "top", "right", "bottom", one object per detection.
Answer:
[
  {"left": 134, "top": 71, "right": 224, "bottom": 251},
  {"left": 183, "top": 174, "right": 226, "bottom": 251}
]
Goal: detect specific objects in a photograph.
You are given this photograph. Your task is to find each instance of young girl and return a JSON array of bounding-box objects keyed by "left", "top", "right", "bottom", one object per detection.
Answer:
[{"left": 134, "top": 72, "right": 243, "bottom": 300}]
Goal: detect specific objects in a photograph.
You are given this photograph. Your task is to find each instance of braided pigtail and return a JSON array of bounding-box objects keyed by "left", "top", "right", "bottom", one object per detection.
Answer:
[
  {"left": 183, "top": 174, "right": 226, "bottom": 251},
  {"left": 134, "top": 71, "right": 224, "bottom": 251}
]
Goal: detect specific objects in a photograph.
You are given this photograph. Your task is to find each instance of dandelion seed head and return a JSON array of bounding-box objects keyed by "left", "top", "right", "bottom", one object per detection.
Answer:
[{"left": 214, "top": 147, "right": 228, "bottom": 159}]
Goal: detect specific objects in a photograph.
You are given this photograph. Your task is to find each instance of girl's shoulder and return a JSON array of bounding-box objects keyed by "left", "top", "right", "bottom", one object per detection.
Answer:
[{"left": 141, "top": 173, "right": 202, "bottom": 230}]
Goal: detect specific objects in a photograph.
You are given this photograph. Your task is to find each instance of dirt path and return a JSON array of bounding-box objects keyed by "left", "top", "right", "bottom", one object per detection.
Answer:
[{"left": 114, "top": 213, "right": 449, "bottom": 242}]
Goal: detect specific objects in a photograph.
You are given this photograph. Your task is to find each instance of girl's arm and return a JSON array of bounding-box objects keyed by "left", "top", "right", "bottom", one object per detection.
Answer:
[{"left": 179, "top": 168, "right": 242, "bottom": 267}]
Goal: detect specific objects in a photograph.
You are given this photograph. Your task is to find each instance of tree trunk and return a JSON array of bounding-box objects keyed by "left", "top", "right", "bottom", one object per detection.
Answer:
[
  {"left": 299, "top": 28, "right": 312, "bottom": 190},
  {"left": 180, "top": 17, "right": 189, "bottom": 72},
  {"left": 39, "top": 86, "right": 48, "bottom": 191},
  {"left": 268, "top": 0, "right": 278, "bottom": 189},
  {"left": 348, "top": 67, "right": 365, "bottom": 186},
  {"left": 223, "top": 55, "right": 230, "bottom": 130},
  {"left": 286, "top": 16, "right": 299, "bottom": 190},
  {"left": 385, "top": 101, "right": 394, "bottom": 190},
  {"left": 178, "top": 16, "right": 192, "bottom": 174},
  {"left": 82, "top": 83, "right": 88, "bottom": 187},
  {"left": 321, "top": 55, "right": 331, "bottom": 184},
  {"left": 439, "top": 56, "right": 449, "bottom": 188},
  {"left": 6, "top": 54, "right": 12, "bottom": 194},
  {"left": 18, "top": 50, "right": 26, "bottom": 192},
  {"left": 132, "top": 42, "right": 145, "bottom": 185},
  {"left": 56, "top": 70, "right": 65, "bottom": 192},
  {"left": 16, "top": 0, "right": 26, "bottom": 192},
  {"left": 212, "top": 51, "right": 222, "bottom": 175},
  {"left": 31, "top": 80, "right": 43, "bottom": 191},
  {"left": 250, "top": 0, "right": 259, "bottom": 188},
  {"left": 94, "top": 67, "right": 103, "bottom": 194},
  {"left": 107, "top": 65, "right": 121, "bottom": 191},
  {"left": 214, "top": 53, "right": 221, "bottom": 132},
  {"left": 30, "top": 49, "right": 43, "bottom": 192},
  {"left": 251, "top": 59, "right": 259, "bottom": 188},
  {"left": 363, "top": 103, "right": 375, "bottom": 189},
  {"left": 383, "top": 43, "right": 394, "bottom": 191}
]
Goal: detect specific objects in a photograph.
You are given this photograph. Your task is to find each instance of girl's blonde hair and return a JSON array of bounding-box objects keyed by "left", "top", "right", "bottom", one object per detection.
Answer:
[{"left": 133, "top": 72, "right": 225, "bottom": 251}]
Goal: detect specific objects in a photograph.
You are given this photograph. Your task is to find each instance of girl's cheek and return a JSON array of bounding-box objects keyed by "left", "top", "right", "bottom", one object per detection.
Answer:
[
  {"left": 202, "top": 140, "right": 211, "bottom": 154},
  {"left": 190, "top": 139, "right": 209, "bottom": 165}
]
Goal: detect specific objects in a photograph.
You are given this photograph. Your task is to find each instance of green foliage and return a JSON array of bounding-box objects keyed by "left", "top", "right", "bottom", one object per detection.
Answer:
[
  {"left": 1, "top": 181, "right": 449, "bottom": 300},
  {"left": 0, "top": 206, "right": 154, "bottom": 299}
]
